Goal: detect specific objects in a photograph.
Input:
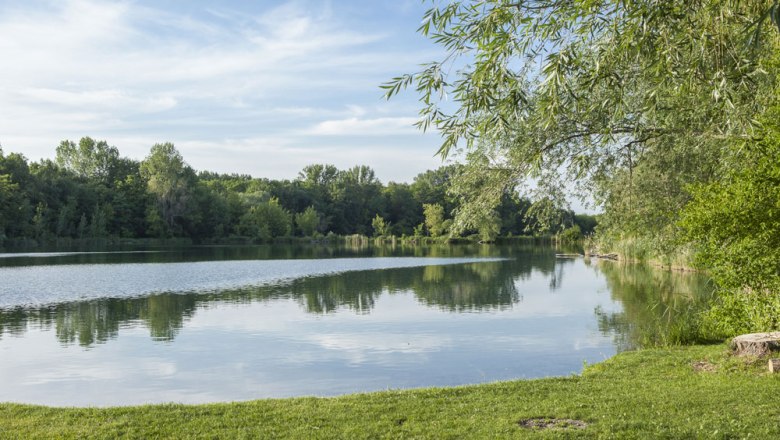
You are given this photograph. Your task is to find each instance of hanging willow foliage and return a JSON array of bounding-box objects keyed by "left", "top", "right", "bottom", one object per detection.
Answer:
[{"left": 384, "top": 0, "right": 780, "bottom": 234}]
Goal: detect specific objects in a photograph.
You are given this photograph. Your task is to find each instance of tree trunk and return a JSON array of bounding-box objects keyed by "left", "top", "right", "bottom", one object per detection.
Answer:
[{"left": 730, "top": 332, "right": 780, "bottom": 356}]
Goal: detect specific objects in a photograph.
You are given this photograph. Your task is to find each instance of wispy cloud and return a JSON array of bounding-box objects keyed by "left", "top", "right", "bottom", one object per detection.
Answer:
[
  {"left": 1, "top": 1, "right": 385, "bottom": 98},
  {"left": 309, "top": 117, "right": 419, "bottom": 136},
  {"left": 18, "top": 88, "right": 177, "bottom": 112},
  {"left": 0, "top": 0, "right": 444, "bottom": 182}
]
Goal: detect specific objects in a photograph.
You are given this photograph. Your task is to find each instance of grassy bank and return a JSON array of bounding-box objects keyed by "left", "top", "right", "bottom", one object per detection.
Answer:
[
  {"left": 2, "top": 344, "right": 779, "bottom": 439},
  {"left": 589, "top": 236, "right": 699, "bottom": 272}
]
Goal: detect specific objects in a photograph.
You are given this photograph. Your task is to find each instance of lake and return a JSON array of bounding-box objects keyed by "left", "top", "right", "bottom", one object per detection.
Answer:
[{"left": 0, "top": 243, "right": 711, "bottom": 406}]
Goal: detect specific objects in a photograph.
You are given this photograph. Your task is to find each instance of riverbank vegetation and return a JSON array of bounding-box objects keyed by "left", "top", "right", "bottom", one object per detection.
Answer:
[
  {"left": 1, "top": 344, "right": 778, "bottom": 439},
  {"left": 384, "top": 1, "right": 780, "bottom": 339}
]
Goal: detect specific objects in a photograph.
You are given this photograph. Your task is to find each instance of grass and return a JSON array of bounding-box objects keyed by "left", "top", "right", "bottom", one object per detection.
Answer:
[
  {"left": 590, "top": 236, "right": 699, "bottom": 272},
  {"left": 2, "top": 344, "right": 779, "bottom": 439}
]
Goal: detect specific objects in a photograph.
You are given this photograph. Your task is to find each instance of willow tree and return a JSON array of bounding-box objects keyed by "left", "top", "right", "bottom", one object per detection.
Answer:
[{"left": 385, "top": 0, "right": 780, "bottom": 242}]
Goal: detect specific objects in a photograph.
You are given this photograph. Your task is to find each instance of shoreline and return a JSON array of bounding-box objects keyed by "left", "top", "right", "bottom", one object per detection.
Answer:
[{"left": 2, "top": 344, "right": 778, "bottom": 438}]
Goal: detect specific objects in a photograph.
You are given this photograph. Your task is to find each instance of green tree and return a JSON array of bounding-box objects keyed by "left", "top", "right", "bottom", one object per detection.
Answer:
[
  {"left": 297, "top": 164, "right": 339, "bottom": 230},
  {"left": 298, "top": 164, "right": 339, "bottom": 188},
  {"left": 0, "top": 151, "right": 34, "bottom": 239},
  {"left": 140, "top": 143, "right": 193, "bottom": 236},
  {"left": 0, "top": 174, "right": 18, "bottom": 242},
  {"left": 31, "top": 202, "right": 48, "bottom": 241},
  {"left": 371, "top": 214, "right": 391, "bottom": 237},
  {"left": 382, "top": 182, "right": 420, "bottom": 236},
  {"left": 386, "top": 0, "right": 780, "bottom": 243},
  {"left": 238, "top": 198, "right": 292, "bottom": 240},
  {"left": 495, "top": 192, "right": 532, "bottom": 236},
  {"left": 295, "top": 206, "right": 320, "bottom": 237},
  {"left": 330, "top": 165, "right": 384, "bottom": 235},
  {"left": 681, "top": 100, "right": 780, "bottom": 336},
  {"left": 88, "top": 204, "right": 109, "bottom": 238},
  {"left": 574, "top": 214, "right": 598, "bottom": 236},
  {"left": 56, "top": 137, "right": 119, "bottom": 183},
  {"left": 410, "top": 165, "right": 460, "bottom": 215},
  {"left": 423, "top": 203, "right": 446, "bottom": 237},
  {"left": 559, "top": 225, "right": 583, "bottom": 244},
  {"left": 55, "top": 197, "right": 77, "bottom": 237},
  {"left": 77, "top": 212, "right": 88, "bottom": 239},
  {"left": 111, "top": 173, "right": 149, "bottom": 238},
  {"left": 477, "top": 211, "right": 500, "bottom": 243}
]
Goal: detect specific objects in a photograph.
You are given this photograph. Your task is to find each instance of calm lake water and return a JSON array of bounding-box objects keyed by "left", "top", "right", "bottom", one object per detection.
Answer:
[{"left": 0, "top": 244, "right": 711, "bottom": 406}]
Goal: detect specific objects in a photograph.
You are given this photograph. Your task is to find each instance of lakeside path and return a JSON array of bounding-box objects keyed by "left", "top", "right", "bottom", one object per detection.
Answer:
[{"left": 1, "top": 344, "right": 779, "bottom": 438}]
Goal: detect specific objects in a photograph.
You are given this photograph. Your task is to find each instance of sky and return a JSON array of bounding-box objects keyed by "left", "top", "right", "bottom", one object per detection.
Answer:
[{"left": 0, "top": 0, "right": 450, "bottom": 183}]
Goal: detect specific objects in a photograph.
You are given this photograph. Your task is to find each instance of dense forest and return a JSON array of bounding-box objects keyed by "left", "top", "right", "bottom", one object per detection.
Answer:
[{"left": 0, "top": 138, "right": 595, "bottom": 247}]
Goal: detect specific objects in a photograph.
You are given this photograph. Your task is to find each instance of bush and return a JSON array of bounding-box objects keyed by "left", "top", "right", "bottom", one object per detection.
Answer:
[
  {"left": 681, "top": 101, "right": 780, "bottom": 336},
  {"left": 558, "top": 225, "right": 583, "bottom": 243},
  {"left": 238, "top": 198, "right": 292, "bottom": 240}
]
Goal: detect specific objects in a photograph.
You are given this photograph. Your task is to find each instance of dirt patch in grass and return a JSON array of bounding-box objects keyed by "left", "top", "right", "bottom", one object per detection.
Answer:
[
  {"left": 518, "top": 418, "right": 588, "bottom": 430},
  {"left": 692, "top": 361, "right": 716, "bottom": 373}
]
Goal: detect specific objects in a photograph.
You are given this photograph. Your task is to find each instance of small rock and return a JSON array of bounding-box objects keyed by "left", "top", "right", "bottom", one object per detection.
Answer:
[{"left": 769, "top": 359, "right": 780, "bottom": 373}]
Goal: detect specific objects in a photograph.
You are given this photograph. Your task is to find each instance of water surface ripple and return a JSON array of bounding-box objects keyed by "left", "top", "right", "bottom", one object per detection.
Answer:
[{"left": 0, "top": 257, "right": 503, "bottom": 308}]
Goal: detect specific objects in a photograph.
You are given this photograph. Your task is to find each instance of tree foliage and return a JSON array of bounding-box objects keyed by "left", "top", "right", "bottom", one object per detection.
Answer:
[
  {"left": 423, "top": 203, "right": 446, "bottom": 237},
  {"left": 0, "top": 139, "right": 585, "bottom": 246},
  {"left": 681, "top": 98, "right": 780, "bottom": 336},
  {"left": 295, "top": 206, "right": 320, "bottom": 237},
  {"left": 371, "top": 214, "right": 391, "bottom": 237},
  {"left": 0, "top": 173, "right": 19, "bottom": 241},
  {"left": 238, "top": 198, "right": 292, "bottom": 240},
  {"left": 385, "top": 0, "right": 780, "bottom": 238},
  {"left": 56, "top": 137, "right": 119, "bottom": 183},
  {"left": 383, "top": 1, "right": 780, "bottom": 335},
  {"left": 140, "top": 143, "right": 193, "bottom": 236}
]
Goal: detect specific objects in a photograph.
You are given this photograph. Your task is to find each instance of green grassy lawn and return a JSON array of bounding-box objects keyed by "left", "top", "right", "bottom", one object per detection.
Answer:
[{"left": 1, "top": 344, "right": 778, "bottom": 439}]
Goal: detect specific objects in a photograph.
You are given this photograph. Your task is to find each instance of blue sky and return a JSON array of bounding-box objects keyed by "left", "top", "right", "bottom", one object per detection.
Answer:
[{"left": 0, "top": 0, "right": 451, "bottom": 183}]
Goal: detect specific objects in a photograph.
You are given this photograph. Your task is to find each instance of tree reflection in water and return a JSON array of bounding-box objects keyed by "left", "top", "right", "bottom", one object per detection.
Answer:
[
  {"left": 0, "top": 246, "right": 558, "bottom": 346},
  {"left": 0, "top": 245, "right": 711, "bottom": 349},
  {"left": 593, "top": 260, "right": 714, "bottom": 349}
]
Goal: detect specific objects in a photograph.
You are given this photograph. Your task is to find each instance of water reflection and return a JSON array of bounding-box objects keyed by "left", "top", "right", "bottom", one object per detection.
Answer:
[
  {"left": 0, "top": 245, "right": 715, "bottom": 406},
  {"left": 0, "top": 247, "right": 711, "bottom": 351},
  {"left": 0, "top": 258, "right": 530, "bottom": 346},
  {"left": 288, "top": 260, "right": 521, "bottom": 314},
  {"left": 0, "top": 296, "right": 198, "bottom": 346},
  {"left": 593, "top": 261, "right": 713, "bottom": 348},
  {"left": 0, "top": 242, "right": 510, "bottom": 268}
]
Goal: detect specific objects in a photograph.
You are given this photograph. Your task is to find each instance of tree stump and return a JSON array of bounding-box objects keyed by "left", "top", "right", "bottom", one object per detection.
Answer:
[
  {"left": 769, "top": 359, "right": 780, "bottom": 373},
  {"left": 730, "top": 332, "right": 780, "bottom": 356}
]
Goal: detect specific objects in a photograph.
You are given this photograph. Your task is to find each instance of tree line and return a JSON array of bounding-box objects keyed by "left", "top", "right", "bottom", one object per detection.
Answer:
[{"left": 0, "top": 138, "right": 595, "bottom": 247}]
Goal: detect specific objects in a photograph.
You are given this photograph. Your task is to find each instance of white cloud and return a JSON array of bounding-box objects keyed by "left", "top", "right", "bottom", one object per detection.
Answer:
[
  {"left": 18, "top": 88, "right": 177, "bottom": 112},
  {"left": 303, "top": 332, "right": 451, "bottom": 365},
  {"left": 309, "top": 116, "right": 419, "bottom": 136},
  {"left": 0, "top": 0, "right": 446, "bottom": 182},
  {"left": 175, "top": 137, "right": 444, "bottom": 183},
  {"left": 0, "top": 0, "right": 389, "bottom": 105}
]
